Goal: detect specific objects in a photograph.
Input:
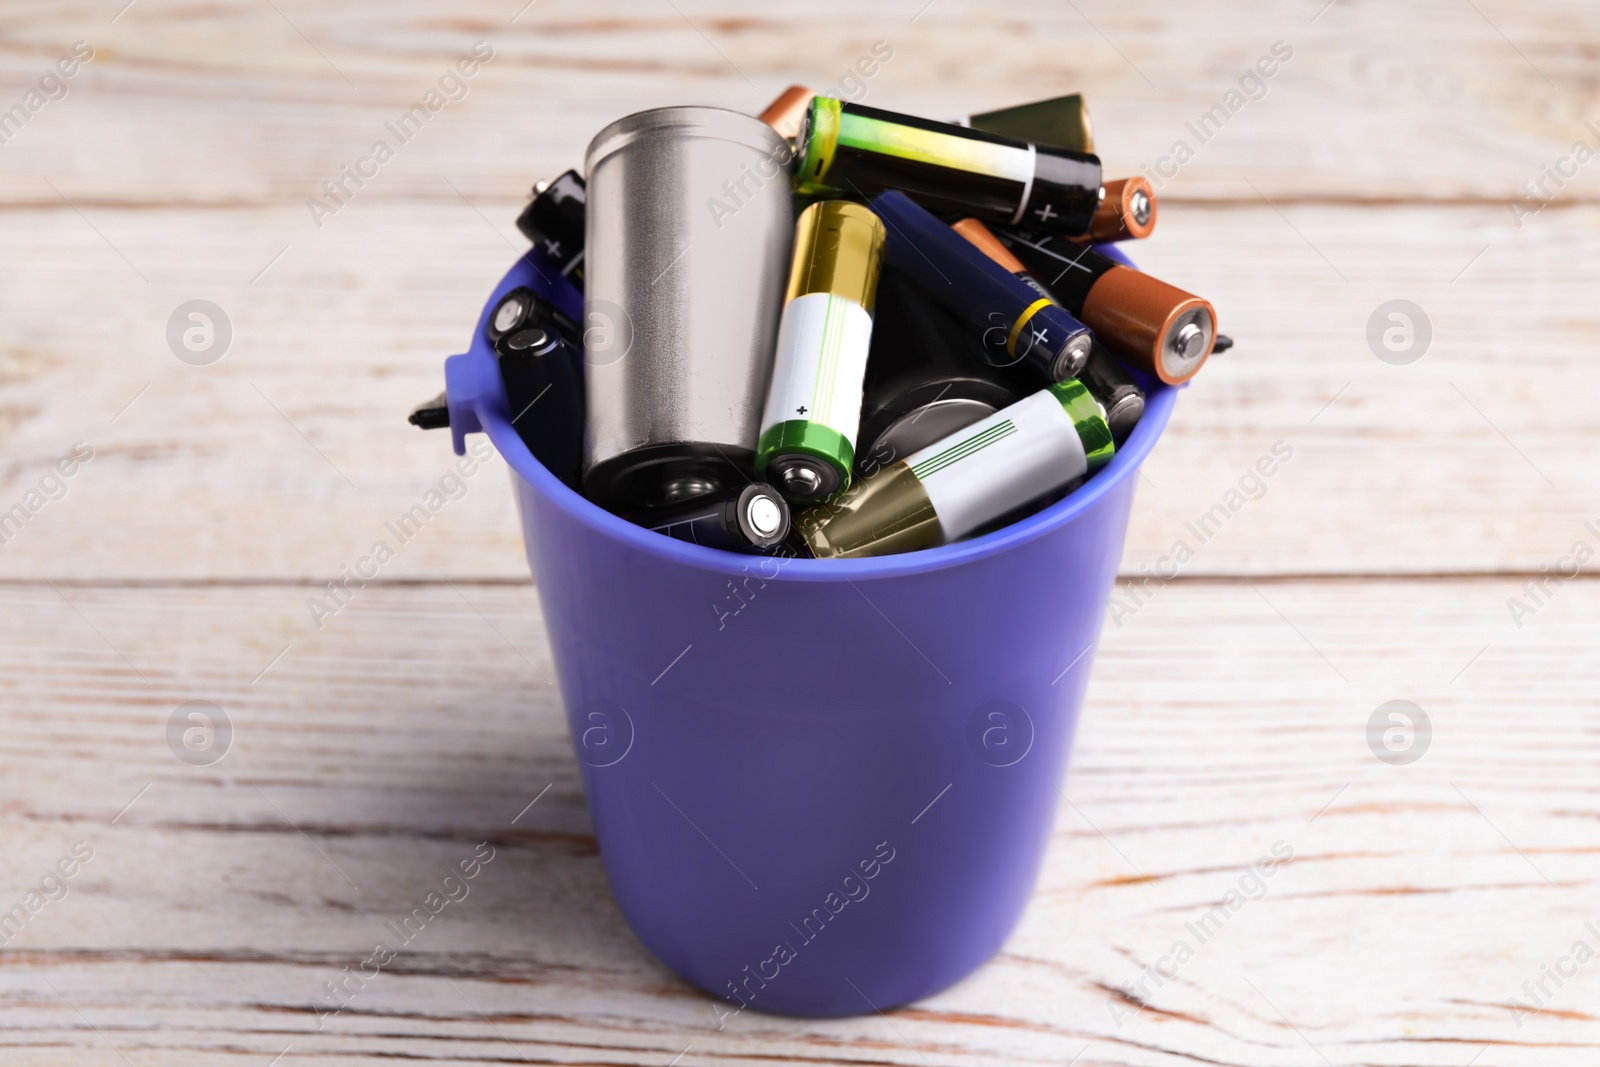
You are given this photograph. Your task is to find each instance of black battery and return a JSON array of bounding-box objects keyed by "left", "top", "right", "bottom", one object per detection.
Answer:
[
  {"left": 632, "top": 482, "right": 792, "bottom": 554},
  {"left": 1079, "top": 344, "right": 1145, "bottom": 444},
  {"left": 515, "top": 170, "right": 587, "bottom": 288},
  {"left": 487, "top": 286, "right": 579, "bottom": 345},
  {"left": 494, "top": 318, "right": 585, "bottom": 490}
]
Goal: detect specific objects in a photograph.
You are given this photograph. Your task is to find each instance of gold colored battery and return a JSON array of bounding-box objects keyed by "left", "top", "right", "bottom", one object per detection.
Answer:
[{"left": 756, "top": 200, "right": 888, "bottom": 501}]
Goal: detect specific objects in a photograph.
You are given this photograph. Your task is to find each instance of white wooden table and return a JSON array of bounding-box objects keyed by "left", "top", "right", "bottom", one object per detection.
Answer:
[{"left": 2, "top": 2, "right": 1597, "bottom": 1063}]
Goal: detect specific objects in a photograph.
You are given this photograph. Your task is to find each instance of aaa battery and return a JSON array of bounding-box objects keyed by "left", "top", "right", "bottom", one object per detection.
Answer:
[
  {"left": 796, "top": 377, "right": 1113, "bottom": 560},
  {"left": 1000, "top": 229, "right": 1217, "bottom": 385},
  {"left": 873, "top": 190, "right": 1092, "bottom": 382},
  {"left": 634, "top": 482, "right": 792, "bottom": 553},
  {"left": 757, "top": 200, "right": 888, "bottom": 502},
  {"left": 796, "top": 97, "right": 1102, "bottom": 236}
]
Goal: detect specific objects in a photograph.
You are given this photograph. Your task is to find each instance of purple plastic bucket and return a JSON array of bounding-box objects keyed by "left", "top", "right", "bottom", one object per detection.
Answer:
[{"left": 443, "top": 244, "right": 1174, "bottom": 1018}]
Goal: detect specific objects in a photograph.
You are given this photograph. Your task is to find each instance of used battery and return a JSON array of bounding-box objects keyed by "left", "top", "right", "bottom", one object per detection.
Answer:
[
  {"left": 634, "top": 482, "right": 792, "bottom": 553},
  {"left": 1000, "top": 228, "right": 1217, "bottom": 385},
  {"left": 872, "top": 190, "right": 1092, "bottom": 382},
  {"left": 856, "top": 263, "right": 1029, "bottom": 476},
  {"left": 490, "top": 288, "right": 585, "bottom": 489},
  {"left": 950, "top": 216, "right": 1061, "bottom": 302},
  {"left": 1077, "top": 177, "right": 1157, "bottom": 243},
  {"left": 486, "top": 286, "right": 578, "bottom": 344},
  {"left": 582, "top": 107, "right": 793, "bottom": 512},
  {"left": 795, "top": 97, "right": 1102, "bottom": 236},
  {"left": 961, "top": 92, "right": 1094, "bottom": 153},
  {"left": 515, "top": 170, "right": 587, "bottom": 289},
  {"left": 407, "top": 391, "right": 450, "bottom": 430},
  {"left": 757, "top": 84, "right": 816, "bottom": 143},
  {"left": 796, "top": 377, "right": 1114, "bottom": 559},
  {"left": 1079, "top": 344, "right": 1145, "bottom": 443},
  {"left": 950, "top": 217, "right": 1141, "bottom": 442},
  {"left": 757, "top": 200, "right": 887, "bottom": 502}
]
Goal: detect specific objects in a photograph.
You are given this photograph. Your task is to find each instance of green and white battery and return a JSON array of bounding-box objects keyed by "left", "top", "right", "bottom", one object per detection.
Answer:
[
  {"left": 797, "top": 378, "right": 1115, "bottom": 559},
  {"left": 756, "top": 200, "right": 887, "bottom": 502}
]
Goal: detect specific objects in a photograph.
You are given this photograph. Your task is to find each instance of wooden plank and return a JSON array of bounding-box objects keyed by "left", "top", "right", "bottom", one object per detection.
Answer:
[
  {"left": 1, "top": 578, "right": 1596, "bottom": 1064},
  {"left": 0, "top": 0, "right": 1595, "bottom": 205},
  {"left": 0, "top": 200, "right": 1595, "bottom": 580}
]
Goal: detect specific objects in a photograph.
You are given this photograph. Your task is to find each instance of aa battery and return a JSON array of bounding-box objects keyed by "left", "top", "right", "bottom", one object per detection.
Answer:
[
  {"left": 757, "top": 84, "right": 815, "bottom": 142},
  {"left": 795, "top": 97, "right": 1102, "bottom": 236},
  {"left": 634, "top": 482, "right": 791, "bottom": 553},
  {"left": 1079, "top": 344, "right": 1145, "bottom": 443},
  {"left": 872, "top": 190, "right": 1092, "bottom": 382},
  {"left": 796, "top": 377, "right": 1114, "bottom": 559},
  {"left": 857, "top": 263, "right": 1029, "bottom": 476},
  {"left": 962, "top": 92, "right": 1094, "bottom": 153},
  {"left": 583, "top": 107, "right": 794, "bottom": 512},
  {"left": 493, "top": 308, "right": 586, "bottom": 490},
  {"left": 515, "top": 170, "right": 587, "bottom": 288},
  {"left": 1077, "top": 177, "right": 1157, "bottom": 243},
  {"left": 757, "top": 201, "right": 887, "bottom": 502},
  {"left": 1000, "top": 229, "right": 1217, "bottom": 385}
]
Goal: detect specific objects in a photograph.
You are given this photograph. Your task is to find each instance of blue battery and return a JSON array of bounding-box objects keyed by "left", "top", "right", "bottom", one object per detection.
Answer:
[{"left": 870, "top": 190, "right": 1093, "bottom": 383}]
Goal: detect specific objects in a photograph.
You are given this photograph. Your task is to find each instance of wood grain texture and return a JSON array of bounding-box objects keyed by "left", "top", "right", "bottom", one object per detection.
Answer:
[
  {"left": 2, "top": 579, "right": 1596, "bottom": 1065},
  {"left": 2, "top": 0, "right": 1597, "bottom": 1063},
  {"left": 0, "top": 0, "right": 1597, "bottom": 204}
]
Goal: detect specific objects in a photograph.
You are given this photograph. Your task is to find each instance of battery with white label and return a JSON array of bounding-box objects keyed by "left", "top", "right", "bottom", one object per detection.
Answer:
[
  {"left": 757, "top": 200, "right": 887, "bottom": 502},
  {"left": 796, "top": 377, "right": 1113, "bottom": 559}
]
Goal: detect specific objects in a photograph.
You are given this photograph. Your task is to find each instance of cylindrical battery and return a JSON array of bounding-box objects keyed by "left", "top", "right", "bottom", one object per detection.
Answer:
[
  {"left": 1077, "top": 177, "right": 1156, "bottom": 243},
  {"left": 633, "top": 482, "right": 791, "bottom": 553},
  {"left": 950, "top": 218, "right": 1091, "bottom": 375},
  {"left": 796, "top": 377, "right": 1113, "bottom": 559},
  {"left": 857, "top": 264, "right": 1029, "bottom": 476},
  {"left": 1000, "top": 228, "right": 1217, "bottom": 385},
  {"left": 872, "top": 190, "right": 1092, "bottom": 382},
  {"left": 1078, "top": 344, "right": 1144, "bottom": 443},
  {"left": 757, "top": 201, "right": 887, "bottom": 502},
  {"left": 495, "top": 322, "right": 586, "bottom": 490},
  {"left": 486, "top": 286, "right": 579, "bottom": 345},
  {"left": 757, "top": 84, "right": 816, "bottom": 142},
  {"left": 795, "top": 97, "right": 1102, "bottom": 236},
  {"left": 962, "top": 92, "right": 1094, "bottom": 153},
  {"left": 515, "top": 170, "right": 587, "bottom": 288},
  {"left": 583, "top": 107, "right": 794, "bottom": 512}
]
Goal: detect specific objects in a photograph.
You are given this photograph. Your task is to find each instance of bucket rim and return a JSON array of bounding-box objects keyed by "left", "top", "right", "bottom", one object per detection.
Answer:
[{"left": 485, "top": 376, "right": 1176, "bottom": 584}]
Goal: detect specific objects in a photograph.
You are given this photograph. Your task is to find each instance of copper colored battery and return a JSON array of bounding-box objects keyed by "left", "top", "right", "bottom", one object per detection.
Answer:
[
  {"left": 758, "top": 85, "right": 815, "bottom": 142},
  {"left": 1000, "top": 228, "right": 1217, "bottom": 385},
  {"left": 951, "top": 217, "right": 1056, "bottom": 301},
  {"left": 1078, "top": 177, "right": 1157, "bottom": 243}
]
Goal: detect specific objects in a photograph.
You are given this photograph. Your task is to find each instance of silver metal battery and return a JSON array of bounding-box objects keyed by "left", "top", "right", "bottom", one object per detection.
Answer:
[{"left": 583, "top": 106, "right": 795, "bottom": 511}]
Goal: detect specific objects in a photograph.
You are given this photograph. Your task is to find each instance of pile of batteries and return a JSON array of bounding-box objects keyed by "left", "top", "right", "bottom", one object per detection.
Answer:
[{"left": 415, "top": 89, "right": 1226, "bottom": 560}]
